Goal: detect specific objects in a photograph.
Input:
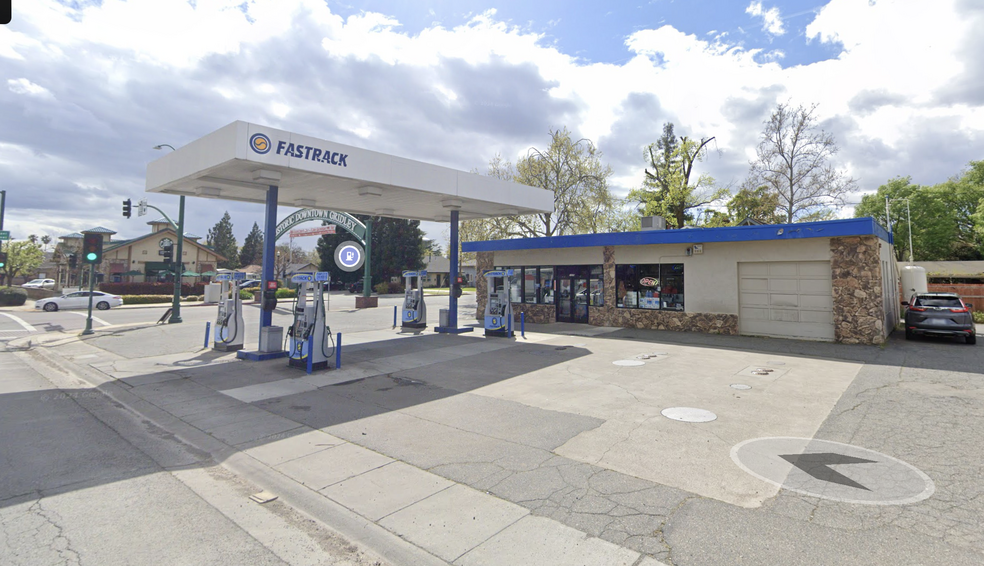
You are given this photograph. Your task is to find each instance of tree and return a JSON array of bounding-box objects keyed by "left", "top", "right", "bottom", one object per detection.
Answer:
[
  {"left": 513, "top": 128, "right": 615, "bottom": 237},
  {"left": 274, "top": 242, "right": 302, "bottom": 280},
  {"left": 2, "top": 240, "right": 45, "bottom": 286},
  {"left": 748, "top": 102, "right": 856, "bottom": 223},
  {"left": 206, "top": 211, "right": 239, "bottom": 269},
  {"left": 41, "top": 235, "right": 52, "bottom": 251},
  {"left": 726, "top": 184, "right": 786, "bottom": 225},
  {"left": 854, "top": 171, "right": 984, "bottom": 261},
  {"left": 456, "top": 133, "right": 627, "bottom": 259},
  {"left": 239, "top": 222, "right": 264, "bottom": 267},
  {"left": 629, "top": 122, "right": 728, "bottom": 228}
]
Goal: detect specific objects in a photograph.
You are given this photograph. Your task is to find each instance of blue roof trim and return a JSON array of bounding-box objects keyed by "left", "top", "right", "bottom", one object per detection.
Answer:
[{"left": 462, "top": 217, "right": 893, "bottom": 252}]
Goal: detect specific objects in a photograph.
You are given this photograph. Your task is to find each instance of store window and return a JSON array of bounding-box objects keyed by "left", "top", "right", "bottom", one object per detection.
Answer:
[
  {"left": 539, "top": 267, "right": 554, "bottom": 304},
  {"left": 523, "top": 267, "right": 538, "bottom": 304},
  {"left": 615, "top": 264, "right": 685, "bottom": 311}
]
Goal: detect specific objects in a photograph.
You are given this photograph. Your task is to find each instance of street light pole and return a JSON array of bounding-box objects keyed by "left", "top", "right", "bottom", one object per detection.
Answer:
[{"left": 154, "top": 144, "right": 184, "bottom": 323}]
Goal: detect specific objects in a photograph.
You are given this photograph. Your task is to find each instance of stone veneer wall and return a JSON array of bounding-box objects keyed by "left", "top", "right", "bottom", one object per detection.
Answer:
[
  {"left": 474, "top": 251, "right": 494, "bottom": 321},
  {"left": 831, "top": 235, "right": 885, "bottom": 344}
]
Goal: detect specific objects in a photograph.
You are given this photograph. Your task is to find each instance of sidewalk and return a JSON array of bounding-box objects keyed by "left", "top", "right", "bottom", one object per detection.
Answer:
[{"left": 13, "top": 323, "right": 666, "bottom": 566}]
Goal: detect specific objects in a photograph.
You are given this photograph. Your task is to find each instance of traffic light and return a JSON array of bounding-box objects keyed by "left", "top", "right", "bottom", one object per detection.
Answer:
[
  {"left": 0, "top": 251, "right": 6, "bottom": 269},
  {"left": 69, "top": 253, "right": 77, "bottom": 268},
  {"left": 82, "top": 233, "right": 103, "bottom": 264},
  {"left": 122, "top": 198, "right": 132, "bottom": 218},
  {"left": 162, "top": 244, "right": 173, "bottom": 263}
]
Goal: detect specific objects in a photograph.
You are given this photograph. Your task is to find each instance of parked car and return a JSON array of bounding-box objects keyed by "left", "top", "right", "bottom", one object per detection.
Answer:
[
  {"left": 35, "top": 291, "right": 124, "bottom": 312},
  {"left": 238, "top": 279, "right": 262, "bottom": 289},
  {"left": 22, "top": 278, "right": 55, "bottom": 289},
  {"left": 904, "top": 292, "right": 976, "bottom": 344},
  {"left": 347, "top": 279, "right": 364, "bottom": 294}
]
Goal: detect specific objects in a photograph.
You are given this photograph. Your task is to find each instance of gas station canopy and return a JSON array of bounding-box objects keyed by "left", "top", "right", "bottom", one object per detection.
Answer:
[{"left": 145, "top": 121, "right": 554, "bottom": 221}]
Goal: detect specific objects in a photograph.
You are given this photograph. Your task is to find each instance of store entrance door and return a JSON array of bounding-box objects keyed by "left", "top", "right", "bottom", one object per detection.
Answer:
[{"left": 556, "top": 277, "right": 588, "bottom": 323}]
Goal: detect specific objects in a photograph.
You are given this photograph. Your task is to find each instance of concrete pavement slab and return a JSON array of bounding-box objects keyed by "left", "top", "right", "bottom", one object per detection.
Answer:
[
  {"left": 275, "top": 442, "right": 393, "bottom": 490},
  {"left": 379, "top": 483, "right": 529, "bottom": 563},
  {"left": 399, "top": 393, "right": 604, "bottom": 451},
  {"left": 243, "top": 428, "right": 346, "bottom": 467},
  {"left": 454, "top": 515, "right": 640, "bottom": 566},
  {"left": 182, "top": 404, "right": 272, "bottom": 429},
  {"left": 321, "top": 461, "right": 454, "bottom": 521},
  {"left": 204, "top": 413, "right": 303, "bottom": 446},
  {"left": 160, "top": 392, "right": 242, "bottom": 418}
]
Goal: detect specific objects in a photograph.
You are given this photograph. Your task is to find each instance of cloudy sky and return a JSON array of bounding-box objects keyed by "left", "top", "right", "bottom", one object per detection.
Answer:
[{"left": 1, "top": 0, "right": 982, "bottom": 251}]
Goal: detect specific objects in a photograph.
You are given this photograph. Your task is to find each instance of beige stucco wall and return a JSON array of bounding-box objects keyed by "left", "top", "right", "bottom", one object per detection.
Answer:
[
  {"left": 495, "top": 247, "right": 604, "bottom": 267},
  {"left": 492, "top": 238, "right": 832, "bottom": 316}
]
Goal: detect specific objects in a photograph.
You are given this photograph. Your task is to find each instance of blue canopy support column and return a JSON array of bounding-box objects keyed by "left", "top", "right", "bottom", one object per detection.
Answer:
[
  {"left": 436, "top": 208, "right": 473, "bottom": 334},
  {"left": 237, "top": 180, "right": 289, "bottom": 361},
  {"left": 261, "top": 184, "right": 278, "bottom": 330}
]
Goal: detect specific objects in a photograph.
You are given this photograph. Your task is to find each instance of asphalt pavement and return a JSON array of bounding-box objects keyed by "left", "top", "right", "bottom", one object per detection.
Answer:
[{"left": 3, "top": 295, "right": 983, "bottom": 565}]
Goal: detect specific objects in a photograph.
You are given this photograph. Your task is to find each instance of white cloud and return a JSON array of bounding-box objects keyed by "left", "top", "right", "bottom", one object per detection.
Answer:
[
  {"left": 745, "top": 1, "right": 786, "bottom": 36},
  {"left": 0, "top": 0, "right": 981, "bottom": 246}
]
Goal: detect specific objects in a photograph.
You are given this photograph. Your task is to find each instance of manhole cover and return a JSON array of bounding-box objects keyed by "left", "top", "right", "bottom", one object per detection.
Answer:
[
  {"left": 555, "top": 346, "right": 569, "bottom": 351},
  {"left": 731, "top": 437, "right": 935, "bottom": 505},
  {"left": 754, "top": 368, "right": 774, "bottom": 373},
  {"left": 636, "top": 354, "right": 651, "bottom": 359},
  {"left": 650, "top": 352, "right": 668, "bottom": 356},
  {"left": 752, "top": 371, "right": 770, "bottom": 376},
  {"left": 731, "top": 384, "right": 752, "bottom": 390},
  {"left": 661, "top": 407, "right": 717, "bottom": 422},
  {"left": 613, "top": 360, "right": 645, "bottom": 367}
]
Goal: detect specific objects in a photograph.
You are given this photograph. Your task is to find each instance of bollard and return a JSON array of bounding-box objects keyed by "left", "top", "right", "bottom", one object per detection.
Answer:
[
  {"left": 204, "top": 321, "right": 211, "bottom": 348},
  {"left": 335, "top": 332, "right": 342, "bottom": 369},
  {"left": 393, "top": 305, "right": 397, "bottom": 328},
  {"left": 306, "top": 333, "right": 313, "bottom": 375},
  {"left": 521, "top": 312, "right": 525, "bottom": 338}
]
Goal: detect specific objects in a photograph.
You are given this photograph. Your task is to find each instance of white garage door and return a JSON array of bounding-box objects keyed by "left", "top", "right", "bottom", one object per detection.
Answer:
[{"left": 738, "top": 261, "right": 835, "bottom": 341}]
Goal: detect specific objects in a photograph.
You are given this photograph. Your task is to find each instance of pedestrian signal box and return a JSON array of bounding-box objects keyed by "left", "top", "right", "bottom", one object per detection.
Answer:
[
  {"left": 0, "top": 252, "right": 7, "bottom": 269},
  {"left": 82, "top": 234, "right": 103, "bottom": 264}
]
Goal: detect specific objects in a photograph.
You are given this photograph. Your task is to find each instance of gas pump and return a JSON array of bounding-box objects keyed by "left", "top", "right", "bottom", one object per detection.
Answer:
[
  {"left": 213, "top": 272, "right": 245, "bottom": 351},
  {"left": 401, "top": 270, "right": 427, "bottom": 329},
  {"left": 484, "top": 269, "right": 514, "bottom": 337},
  {"left": 286, "top": 272, "right": 334, "bottom": 371}
]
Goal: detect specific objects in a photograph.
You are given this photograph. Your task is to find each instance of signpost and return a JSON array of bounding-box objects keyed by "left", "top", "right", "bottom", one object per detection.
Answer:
[{"left": 0, "top": 230, "right": 9, "bottom": 240}]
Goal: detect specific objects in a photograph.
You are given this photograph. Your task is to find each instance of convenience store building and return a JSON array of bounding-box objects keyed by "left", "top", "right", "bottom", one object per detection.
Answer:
[{"left": 462, "top": 218, "right": 897, "bottom": 344}]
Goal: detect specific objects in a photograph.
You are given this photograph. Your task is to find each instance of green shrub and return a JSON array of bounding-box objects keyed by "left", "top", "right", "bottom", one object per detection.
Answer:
[
  {"left": 275, "top": 288, "right": 296, "bottom": 299},
  {"left": 239, "top": 290, "right": 254, "bottom": 300},
  {"left": 121, "top": 295, "right": 174, "bottom": 305},
  {"left": 974, "top": 311, "right": 984, "bottom": 324},
  {"left": 0, "top": 288, "right": 28, "bottom": 306}
]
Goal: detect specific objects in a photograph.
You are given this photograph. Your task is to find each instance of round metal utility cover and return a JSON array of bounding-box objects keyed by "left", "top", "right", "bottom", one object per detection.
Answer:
[
  {"left": 752, "top": 371, "right": 770, "bottom": 376},
  {"left": 636, "top": 354, "right": 651, "bottom": 359},
  {"left": 731, "top": 384, "right": 752, "bottom": 390},
  {"left": 731, "top": 437, "right": 935, "bottom": 505},
  {"left": 613, "top": 360, "right": 645, "bottom": 367},
  {"left": 754, "top": 368, "right": 774, "bottom": 373},
  {"left": 650, "top": 352, "right": 668, "bottom": 356},
  {"left": 661, "top": 407, "right": 717, "bottom": 422}
]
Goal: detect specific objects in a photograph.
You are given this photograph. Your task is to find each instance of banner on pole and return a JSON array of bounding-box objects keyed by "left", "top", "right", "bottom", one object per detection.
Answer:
[{"left": 289, "top": 226, "right": 336, "bottom": 238}]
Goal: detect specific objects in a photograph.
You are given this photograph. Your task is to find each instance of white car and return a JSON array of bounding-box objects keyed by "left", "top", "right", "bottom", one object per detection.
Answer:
[
  {"left": 35, "top": 291, "right": 124, "bottom": 312},
  {"left": 22, "top": 278, "right": 55, "bottom": 289}
]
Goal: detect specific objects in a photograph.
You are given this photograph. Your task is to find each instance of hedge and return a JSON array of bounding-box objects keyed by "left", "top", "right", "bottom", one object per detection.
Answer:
[
  {"left": 0, "top": 288, "right": 27, "bottom": 306},
  {"left": 121, "top": 295, "right": 204, "bottom": 304},
  {"left": 241, "top": 287, "right": 297, "bottom": 300},
  {"left": 374, "top": 281, "right": 405, "bottom": 295},
  {"left": 100, "top": 282, "right": 206, "bottom": 296}
]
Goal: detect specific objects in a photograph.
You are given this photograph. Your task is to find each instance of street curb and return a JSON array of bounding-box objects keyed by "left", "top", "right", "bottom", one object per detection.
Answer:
[{"left": 23, "top": 339, "right": 453, "bottom": 566}]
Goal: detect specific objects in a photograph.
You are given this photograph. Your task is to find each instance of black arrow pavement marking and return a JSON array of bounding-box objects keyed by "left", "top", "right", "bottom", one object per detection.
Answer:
[{"left": 779, "top": 453, "right": 877, "bottom": 491}]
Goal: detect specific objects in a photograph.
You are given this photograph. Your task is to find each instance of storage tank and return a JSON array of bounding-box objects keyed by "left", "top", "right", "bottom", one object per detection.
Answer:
[{"left": 900, "top": 264, "right": 927, "bottom": 299}]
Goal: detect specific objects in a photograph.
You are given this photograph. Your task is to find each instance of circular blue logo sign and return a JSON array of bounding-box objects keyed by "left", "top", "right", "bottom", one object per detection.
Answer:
[
  {"left": 333, "top": 241, "right": 365, "bottom": 272},
  {"left": 249, "top": 133, "right": 272, "bottom": 154}
]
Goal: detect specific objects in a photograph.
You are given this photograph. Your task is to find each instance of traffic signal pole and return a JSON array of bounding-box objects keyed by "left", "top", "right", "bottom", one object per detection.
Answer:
[{"left": 81, "top": 263, "right": 96, "bottom": 336}]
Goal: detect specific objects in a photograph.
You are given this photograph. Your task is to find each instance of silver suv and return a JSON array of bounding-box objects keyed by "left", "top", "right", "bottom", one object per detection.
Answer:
[{"left": 904, "top": 292, "right": 976, "bottom": 344}]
